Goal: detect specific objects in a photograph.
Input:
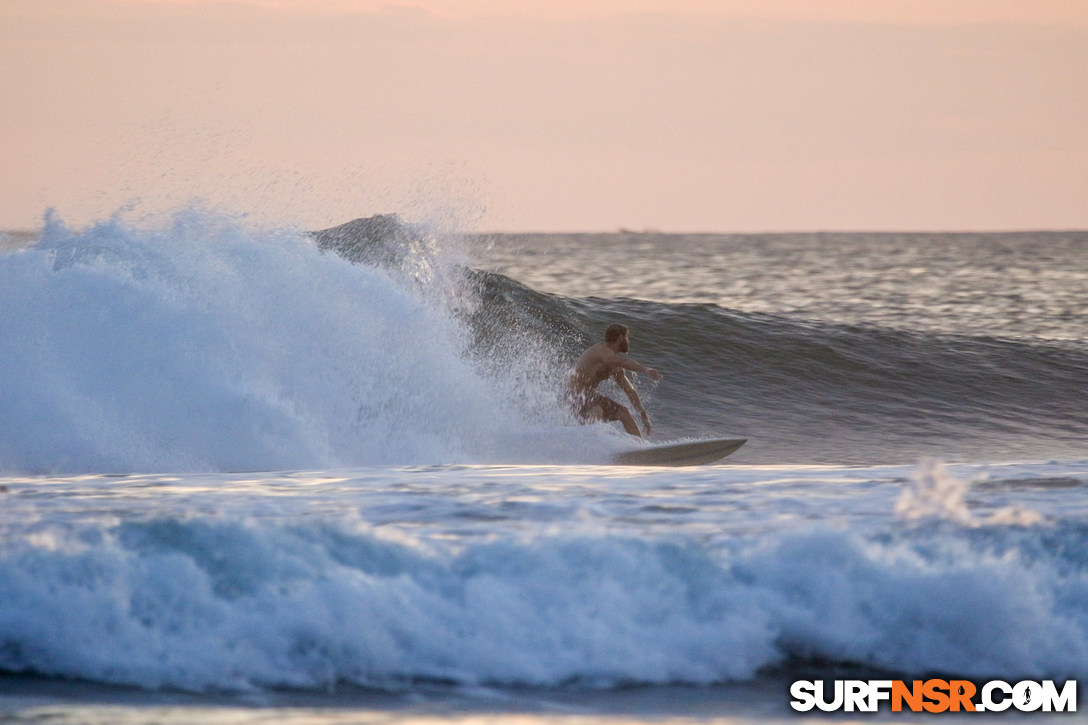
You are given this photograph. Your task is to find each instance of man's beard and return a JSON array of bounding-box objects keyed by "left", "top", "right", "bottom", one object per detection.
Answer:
[{"left": 618, "top": 340, "right": 629, "bottom": 353}]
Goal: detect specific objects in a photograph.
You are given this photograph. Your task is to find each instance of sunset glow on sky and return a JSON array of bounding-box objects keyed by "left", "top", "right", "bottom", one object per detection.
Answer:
[{"left": 3, "top": 0, "right": 1086, "bottom": 231}]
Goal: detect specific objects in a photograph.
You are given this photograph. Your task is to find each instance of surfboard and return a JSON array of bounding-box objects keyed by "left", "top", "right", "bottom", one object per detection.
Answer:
[{"left": 611, "top": 437, "right": 747, "bottom": 467}]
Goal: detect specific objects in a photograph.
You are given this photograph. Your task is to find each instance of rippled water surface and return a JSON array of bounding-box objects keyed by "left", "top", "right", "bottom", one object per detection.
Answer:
[{"left": 475, "top": 232, "right": 1088, "bottom": 341}]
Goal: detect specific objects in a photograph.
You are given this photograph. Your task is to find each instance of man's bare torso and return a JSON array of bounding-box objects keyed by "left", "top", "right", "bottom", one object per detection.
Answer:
[{"left": 568, "top": 343, "right": 622, "bottom": 396}]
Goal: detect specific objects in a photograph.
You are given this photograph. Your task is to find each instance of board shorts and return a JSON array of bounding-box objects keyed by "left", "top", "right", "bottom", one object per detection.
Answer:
[{"left": 570, "top": 392, "right": 626, "bottom": 422}]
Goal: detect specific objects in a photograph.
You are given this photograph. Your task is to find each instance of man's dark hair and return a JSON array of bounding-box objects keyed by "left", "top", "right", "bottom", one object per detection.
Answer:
[{"left": 605, "top": 324, "right": 628, "bottom": 343}]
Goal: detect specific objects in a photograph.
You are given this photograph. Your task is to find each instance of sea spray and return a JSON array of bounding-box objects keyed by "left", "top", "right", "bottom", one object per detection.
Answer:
[
  {"left": 897, "top": 459, "right": 1044, "bottom": 526},
  {"left": 312, "top": 216, "right": 581, "bottom": 431},
  {"left": 0, "top": 209, "right": 558, "bottom": 473}
]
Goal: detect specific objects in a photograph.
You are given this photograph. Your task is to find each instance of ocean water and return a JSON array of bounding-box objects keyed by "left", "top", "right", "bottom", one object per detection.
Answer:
[{"left": 1, "top": 212, "right": 1086, "bottom": 724}]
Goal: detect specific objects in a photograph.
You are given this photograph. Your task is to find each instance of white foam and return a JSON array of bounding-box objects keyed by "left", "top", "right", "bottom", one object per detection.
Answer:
[
  {"left": 1, "top": 464, "right": 1086, "bottom": 691},
  {"left": 0, "top": 209, "right": 594, "bottom": 473},
  {"left": 1, "top": 514, "right": 1084, "bottom": 690}
]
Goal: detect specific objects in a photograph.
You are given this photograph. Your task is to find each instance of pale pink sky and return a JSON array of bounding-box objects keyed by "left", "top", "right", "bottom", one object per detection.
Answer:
[{"left": 3, "top": 0, "right": 1087, "bottom": 232}]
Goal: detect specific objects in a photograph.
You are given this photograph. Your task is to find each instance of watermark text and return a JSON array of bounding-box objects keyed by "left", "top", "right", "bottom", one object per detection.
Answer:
[{"left": 790, "top": 679, "right": 1077, "bottom": 713}]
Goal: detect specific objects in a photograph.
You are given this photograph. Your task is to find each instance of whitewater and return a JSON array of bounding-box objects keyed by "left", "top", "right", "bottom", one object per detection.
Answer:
[{"left": 1, "top": 210, "right": 1087, "bottom": 724}]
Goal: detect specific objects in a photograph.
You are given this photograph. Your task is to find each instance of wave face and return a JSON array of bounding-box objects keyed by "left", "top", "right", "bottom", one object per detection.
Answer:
[
  {"left": 474, "top": 229, "right": 1088, "bottom": 464},
  {"left": 469, "top": 273, "right": 1088, "bottom": 464},
  {"left": 580, "top": 299, "right": 1088, "bottom": 463},
  {"left": 2, "top": 211, "right": 1086, "bottom": 472}
]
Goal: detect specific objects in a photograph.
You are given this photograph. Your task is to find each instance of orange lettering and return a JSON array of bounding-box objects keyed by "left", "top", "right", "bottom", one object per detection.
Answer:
[
  {"left": 949, "top": 680, "right": 977, "bottom": 712},
  {"left": 923, "top": 679, "right": 950, "bottom": 713},
  {"left": 892, "top": 680, "right": 924, "bottom": 712}
]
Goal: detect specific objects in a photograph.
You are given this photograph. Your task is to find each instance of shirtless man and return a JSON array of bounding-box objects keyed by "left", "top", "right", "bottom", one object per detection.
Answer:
[{"left": 567, "top": 323, "right": 663, "bottom": 437}]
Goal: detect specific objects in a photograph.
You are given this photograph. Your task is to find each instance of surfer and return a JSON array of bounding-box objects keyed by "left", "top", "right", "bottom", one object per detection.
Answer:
[{"left": 567, "top": 324, "right": 663, "bottom": 437}]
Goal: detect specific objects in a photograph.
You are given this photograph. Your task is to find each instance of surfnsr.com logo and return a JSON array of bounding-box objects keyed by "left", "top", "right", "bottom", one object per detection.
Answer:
[{"left": 790, "top": 679, "right": 1077, "bottom": 713}]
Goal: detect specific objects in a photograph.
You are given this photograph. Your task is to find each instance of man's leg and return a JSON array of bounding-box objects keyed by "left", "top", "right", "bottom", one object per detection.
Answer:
[
  {"left": 616, "top": 408, "right": 642, "bottom": 437},
  {"left": 600, "top": 398, "right": 642, "bottom": 437},
  {"left": 578, "top": 400, "right": 603, "bottom": 423}
]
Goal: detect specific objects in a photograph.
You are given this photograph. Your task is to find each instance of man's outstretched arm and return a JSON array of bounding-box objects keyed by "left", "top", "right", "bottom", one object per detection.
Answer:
[{"left": 604, "top": 350, "right": 663, "bottom": 381}]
